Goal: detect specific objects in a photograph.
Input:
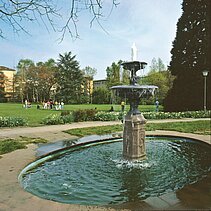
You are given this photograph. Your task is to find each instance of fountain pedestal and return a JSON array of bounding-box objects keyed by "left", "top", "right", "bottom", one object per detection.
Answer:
[
  {"left": 123, "top": 113, "right": 147, "bottom": 160},
  {"left": 111, "top": 59, "right": 157, "bottom": 161}
]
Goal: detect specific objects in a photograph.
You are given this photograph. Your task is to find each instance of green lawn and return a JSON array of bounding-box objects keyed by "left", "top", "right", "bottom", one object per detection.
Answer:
[
  {"left": 65, "top": 120, "right": 211, "bottom": 136},
  {"left": 0, "top": 103, "right": 57, "bottom": 126},
  {"left": 0, "top": 120, "right": 209, "bottom": 155},
  {"left": 0, "top": 103, "right": 162, "bottom": 126}
]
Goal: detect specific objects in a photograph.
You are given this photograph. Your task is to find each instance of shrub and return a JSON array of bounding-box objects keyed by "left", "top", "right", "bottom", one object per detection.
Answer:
[
  {"left": 94, "top": 111, "right": 125, "bottom": 121},
  {"left": 41, "top": 113, "right": 74, "bottom": 125},
  {"left": 0, "top": 116, "right": 27, "bottom": 127},
  {"left": 41, "top": 114, "right": 63, "bottom": 125},
  {"left": 142, "top": 110, "right": 211, "bottom": 119},
  {"left": 61, "top": 110, "right": 71, "bottom": 116},
  {"left": 72, "top": 109, "right": 97, "bottom": 122},
  {"left": 94, "top": 110, "right": 210, "bottom": 121},
  {"left": 85, "top": 109, "right": 98, "bottom": 121},
  {"left": 72, "top": 110, "right": 86, "bottom": 122},
  {"left": 41, "top": 110, "right": 210, "bottom": 125},
  {"left": 61, "top": 114, "right": 74, "bottom": 124}
]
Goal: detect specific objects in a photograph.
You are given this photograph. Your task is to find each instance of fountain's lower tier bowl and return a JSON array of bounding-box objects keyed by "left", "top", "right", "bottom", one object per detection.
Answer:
[
  {"left": 19, "top": 136, "right": 211, "bottom": 206},
  {"left": 111, "top": 85, "right": 158, "bottom": 99}
]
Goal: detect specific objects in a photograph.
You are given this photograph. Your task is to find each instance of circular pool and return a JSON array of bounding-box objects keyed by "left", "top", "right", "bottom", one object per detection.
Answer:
[{"left": 19, "top": 136, "right": 211, "bottom": 206}]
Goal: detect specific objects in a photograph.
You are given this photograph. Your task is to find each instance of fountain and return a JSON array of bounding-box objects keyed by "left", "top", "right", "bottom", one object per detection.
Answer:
[
  {"left": 112, "top": 43, "right": 157, "bottom": 160},
  {"left": 18, "top": 44, "right": 211, "bottom": 208}
]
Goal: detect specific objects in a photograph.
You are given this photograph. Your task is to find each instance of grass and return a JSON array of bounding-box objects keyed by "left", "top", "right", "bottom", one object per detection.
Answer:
[
  {"left": 0, "top": 137, "right": 47, "bottom": 155},
  {"left": 65, "top": 124, "right": 124, "bottom": 137},
  {"left": 0, "top": 103, "right": 162, "bottom": 126},
  {"left": 65, "top": 120, "right": 211, "bottom": 137},
  {"left": 0, "top": 120, "right": 209, "bottom": 155},
  {"left": 146, "top": 120, "right": 211, "bottom": 135}
]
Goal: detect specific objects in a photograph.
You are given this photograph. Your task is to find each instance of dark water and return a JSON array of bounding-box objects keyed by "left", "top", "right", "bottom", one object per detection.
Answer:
[{"left": 20, "top": 137, "right": 211, "bottom": 206}]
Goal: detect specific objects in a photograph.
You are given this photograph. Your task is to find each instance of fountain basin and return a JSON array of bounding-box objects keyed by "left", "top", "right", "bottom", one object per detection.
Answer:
[
  {"left": 19, "top": 136, "right": 211, "bottom": 206},
  {"left": 111, "top": 85, "right": 158, "bottom": 98},
  {"left": 111, "top": 85, "right": 158, "bottom": 89}
]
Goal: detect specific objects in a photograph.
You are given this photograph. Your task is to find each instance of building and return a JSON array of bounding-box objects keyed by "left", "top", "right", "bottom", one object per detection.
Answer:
[
  {"left": 93, "top": 79, "right": 107, "bottom": 89},
  {"left": 0, "top": 66, "right": 16, "bottom": 101}
]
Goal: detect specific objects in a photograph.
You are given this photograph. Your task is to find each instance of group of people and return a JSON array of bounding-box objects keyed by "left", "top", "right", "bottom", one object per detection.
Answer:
[
  {"left": 41, "top": 100, "right": 64, "bottom": 110},
  {"left": 23, "top": 99, "right": 64, "bottom": 110},
  {"left": 23, "top": 99, "right": 32, "bottom": 108}
]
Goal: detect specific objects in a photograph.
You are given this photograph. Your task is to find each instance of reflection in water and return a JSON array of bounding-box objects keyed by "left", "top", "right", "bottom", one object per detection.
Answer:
[
  {"left": 21, "top": 137, "right": 211, "bottom": 206},
  {"left": 36, "top": 139, "right": 78, "bottom": 156},
  {"left": 120, "top": 168, "right": 147, "bottom": 202},
  {"left": 176, "top": 173, "right": 211, "bottom": 209}
]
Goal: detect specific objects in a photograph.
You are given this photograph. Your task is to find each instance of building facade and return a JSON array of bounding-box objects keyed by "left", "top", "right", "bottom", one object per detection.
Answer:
[
  {"left": 0, "top": 66, "right": 16, "bottom": 101},
  {"left": 93, "top": 79, "right": 107, "bottom": 89}
]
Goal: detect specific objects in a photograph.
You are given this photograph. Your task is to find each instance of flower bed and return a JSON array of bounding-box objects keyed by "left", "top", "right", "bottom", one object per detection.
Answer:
[
  {"left": 94, "top": 110, "right": 210, "bottom": 121},
  {"left": 0, "top": 116, "right": 27, "bottom": 127},
  {"left": 40, "top": 110, "right": 210, "bottom": 125}
]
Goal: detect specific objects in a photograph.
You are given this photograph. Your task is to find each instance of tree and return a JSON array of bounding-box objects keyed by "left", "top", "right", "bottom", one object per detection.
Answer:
[
  {"left": 141, "top": 70, "right": 174, "bottom": 104},
  {"left": 105, "top": 60, "right": 130, "bottom": 103},
  {"left": 157, "top": 58, "right": 166, "bottom": 72},
  {"left": 92, "top": 86, "right": 110, "bottom": 104},
  {"left": 28, "top": 60, "right": 57, "bottom": 102},
  {"left": 0, "top": 0, "right": 118, "bottom": 39},
  {"left": 149, "top": 57, "right": 166, "bottom": 72},
  {"left": 15, "top": 59, "right": 35, "bottom": 102},
  {"left": 164, "top": 0, "right": 211, "bottom": 111},
  {"left": 0, "top": 72, "right": 5, "bottom": 101},
  {"left": 106, "top": 60, "right": 122, "bottom": 88},
  {"left": 82, "top": 66, "right": 97, "bottom": 79},
  {"left": 82, "top": 66, "right": 97, "bottom": 103},
  {"left": 149, "top": 58, "right": 158, "bottom": 72},
  {"left": 56, "top": 51, "right": 84, "bottom": 103},
  {"left": 141, "top": 58, "right": 172, "bottom": 104},
  {"left": 121, "top": 66, "right": 130, "bottom": 85},
  {"left": 15, "top": 58, "right": 57, "bottom": 102}
]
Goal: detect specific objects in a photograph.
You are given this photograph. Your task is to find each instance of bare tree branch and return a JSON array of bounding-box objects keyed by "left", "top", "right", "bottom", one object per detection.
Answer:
[{"left": 0, "top": 0, "right": 119, "bottom": 39}]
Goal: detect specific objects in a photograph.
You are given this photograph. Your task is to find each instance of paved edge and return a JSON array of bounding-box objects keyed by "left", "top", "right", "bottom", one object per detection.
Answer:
[{"left": 0, "top": 119, "right": 211, "bottom": 211}]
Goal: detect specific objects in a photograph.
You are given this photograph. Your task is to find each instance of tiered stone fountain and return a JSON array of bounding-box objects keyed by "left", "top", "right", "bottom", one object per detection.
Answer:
[
  {"left": 19, "top": 45, "right": 211, "bottom": 207},
  {"left": 112, "top": 44, "right": 158, "bottom": 160}
]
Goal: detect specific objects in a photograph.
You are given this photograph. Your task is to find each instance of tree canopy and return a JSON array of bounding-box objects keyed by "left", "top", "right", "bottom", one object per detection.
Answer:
[
  {"left": 106, "top": 60, "right": 130, "bottom": 88},
  {"left": 56, "top": 51, "right": 84, "bottom": 103},
  {"left": 164, "top": 0, "right": 211, "bottom": 111},
  {"left": 15, "top": 59, "right": 57, "bottom": 102},
  {"left": 141, "top": 58, "right": 174, "bottom": 104}
]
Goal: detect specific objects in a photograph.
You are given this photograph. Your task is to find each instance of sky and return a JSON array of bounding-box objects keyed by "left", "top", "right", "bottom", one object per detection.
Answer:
[{"left": 0, "top": 0, "right": 183, "bottom": 80}]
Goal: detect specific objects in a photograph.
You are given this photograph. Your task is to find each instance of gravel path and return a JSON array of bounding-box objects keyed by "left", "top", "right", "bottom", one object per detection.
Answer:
[{"left": 0, "top": 118, "right": 210, "bottom": 141}]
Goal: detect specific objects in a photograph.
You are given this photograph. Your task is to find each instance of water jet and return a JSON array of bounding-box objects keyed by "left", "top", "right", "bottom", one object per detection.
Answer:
[{"left": 111, "top": 44, "right": 157, "bottom": 160}]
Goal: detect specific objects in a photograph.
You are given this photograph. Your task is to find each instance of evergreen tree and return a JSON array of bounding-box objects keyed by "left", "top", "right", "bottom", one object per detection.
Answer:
[
  {"left": 164, "top": 0, "right": 211, "bottom": 111},
  {"left": 56, "top": 52, "right": 84, "bottom": 103}
]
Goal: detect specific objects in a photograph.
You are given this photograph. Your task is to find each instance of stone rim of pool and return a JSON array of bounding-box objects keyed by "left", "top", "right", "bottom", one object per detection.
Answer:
[{"left": 18, "top": 135, "right": 211, "bottom": 207}]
